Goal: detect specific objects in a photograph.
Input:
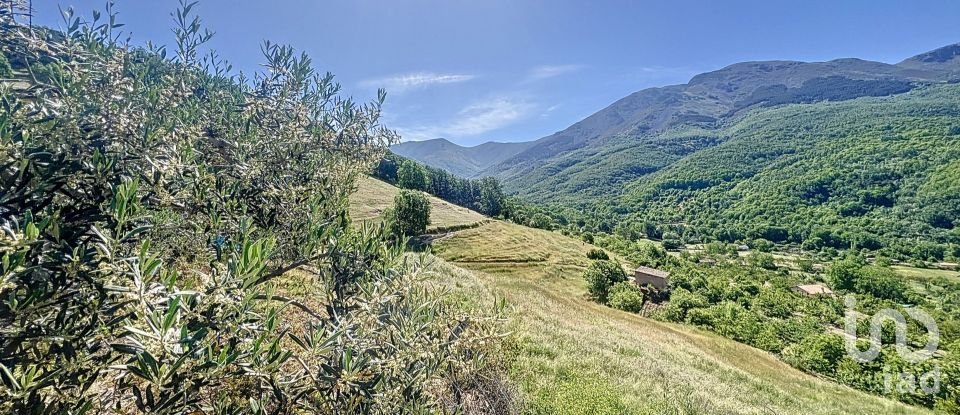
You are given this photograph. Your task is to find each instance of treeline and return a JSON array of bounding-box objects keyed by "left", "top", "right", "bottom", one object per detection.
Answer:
[{"left": 373, "top": 152, "right": 560, "bottom": 230}]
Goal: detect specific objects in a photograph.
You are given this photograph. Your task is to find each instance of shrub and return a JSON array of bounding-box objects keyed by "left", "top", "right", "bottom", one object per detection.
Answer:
[
  {"left": 0, "top": 6, "right": 503, "bottom": 414},
  {"left": 661, "top": 231, "right": 683, "bottom": 250},
  {"left": 527, "top": 212, "right": 554, "bottom": 230},
  {"left": 854, "top": 265, "right": 909, "bottom": 302},
  {"left": 586, "top": 248, "right": 609, "bottom": 260},
  {"left": 584, "top": 260, "right": 627, "bottom": 303},
  {"left": 751, "top": 238, "right": 775, "bottom": 252},
  {"left": 608, "top": 282, "right": 645, "bottom": 313},
  {"left": 387, "top": 189, "right": 431, "bottom": 237},
  {"left": 0, "top": 51, "right": 11, "bottom": 77},
  {"left": 749, "top": 252, "right": 777, "bottom": 270},
  {"left": 783, "top": 334, "right": 846, "bottom": 374}
]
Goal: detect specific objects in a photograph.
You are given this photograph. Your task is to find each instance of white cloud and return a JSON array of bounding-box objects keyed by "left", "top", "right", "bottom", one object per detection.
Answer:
[
  {"left": 359, "top": 72, "right": 476, "bottom": 94},
  {"left": 396, "top": 97, "right": 534, "bottom": 141},
  {"left": 523, "top": 64, "right": 585, "bottom": 83}
]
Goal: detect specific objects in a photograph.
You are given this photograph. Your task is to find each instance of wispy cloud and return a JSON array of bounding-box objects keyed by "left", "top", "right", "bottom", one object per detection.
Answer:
[
  {"left": 358, "top": 71, "right": 476, "bottom": 94},
  {"left": 523, "top": 64, "right": 585, "bottom": 83},
  {"left": 396, "top": 97, "right": 534, "bottom": 141}
]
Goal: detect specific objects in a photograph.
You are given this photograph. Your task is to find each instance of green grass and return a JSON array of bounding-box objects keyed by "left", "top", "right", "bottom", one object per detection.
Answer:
[
  {"left": 349, "top": 177, "right": 487, "bottom": 231},
  {"left": 432, "top": 221, "right": 929, "bottom": 415},
  {"left": 893, "top": 265, "right": 960, "bottom": 281}
]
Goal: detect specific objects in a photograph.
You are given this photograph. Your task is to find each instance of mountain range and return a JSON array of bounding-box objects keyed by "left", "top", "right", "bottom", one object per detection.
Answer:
[
  {"left": 394, "top": 43, "right": 960, "bottom": 188},
  {"left": 390, "top": 43, "right": 960, "bottom": 257},
  {"left": 390, "top": 138, "right": 533, "bottom": 177}
]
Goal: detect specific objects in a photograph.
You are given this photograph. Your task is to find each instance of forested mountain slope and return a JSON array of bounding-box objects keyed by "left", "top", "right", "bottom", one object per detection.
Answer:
[
  {"left": 614, "top": 85, "right": 960, "bottom": 258},
  {"left": 478, "top": 43, "right": 960, "bottom": 184}
]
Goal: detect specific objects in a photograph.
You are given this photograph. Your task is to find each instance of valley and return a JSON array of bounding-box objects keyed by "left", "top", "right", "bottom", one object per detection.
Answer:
[
  {"left": 350, "top": 179, "right": 929, "bottom": 414},
  {"left": 7, "top": 2, "right": 960, "bottom": 414}
]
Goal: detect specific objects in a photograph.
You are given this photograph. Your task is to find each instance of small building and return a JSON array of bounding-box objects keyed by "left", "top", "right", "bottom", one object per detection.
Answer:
[
  {"left": 633, "top": 266, "right": 671, "bottom": 290},
  {"left": 793, "top": 283, "right": 834, "bottom": 297}
]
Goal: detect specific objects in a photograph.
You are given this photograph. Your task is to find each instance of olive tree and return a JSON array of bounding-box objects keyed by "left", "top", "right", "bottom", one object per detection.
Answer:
[{"left": 0, "top": 3, "right": 504, "bottom": 414}]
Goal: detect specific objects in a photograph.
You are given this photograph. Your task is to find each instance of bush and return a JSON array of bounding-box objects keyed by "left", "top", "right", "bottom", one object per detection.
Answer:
[
  {"left": 586, "top": 248, "right": 609, "bottom": 260},
  {"left": 584, "top": 260, "right": 628, "bottom": 303},
  {"left": 527, "top": 213, "right": 554, "bottom": 230},
  {"left": 0, "top": 7, "right": 503, "bottom": 414},
  {"left": 751, "top": 238, "right": 775, "bottom": 252},
  {"left": 608, "top": 282, "right": 645, "bottom": 312},
  {"left": 387, "top": 189, "right": 432, "bottom": 237},
  {"left": 783, "top": 334, "right": 846, "bottom": 374},
  {"left": 749, "top": 252, "right": 777, "bottom": 270},
  {"left": 0, "top": 52, "right": 11, "bottom": 77},
  {"left": 661, "top": 231, "right": 683, "bottom": 251}
]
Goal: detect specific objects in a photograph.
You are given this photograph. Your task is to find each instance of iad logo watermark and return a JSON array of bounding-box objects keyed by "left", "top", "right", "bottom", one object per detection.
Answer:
[{"left": 844, "top": 295, "right": 940, "bottom": 395}]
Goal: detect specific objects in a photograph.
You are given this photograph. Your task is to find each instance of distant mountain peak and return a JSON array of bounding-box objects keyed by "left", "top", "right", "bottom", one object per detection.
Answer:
[{"left": 901, "top": 43, "right": 960, "bottom": 64}]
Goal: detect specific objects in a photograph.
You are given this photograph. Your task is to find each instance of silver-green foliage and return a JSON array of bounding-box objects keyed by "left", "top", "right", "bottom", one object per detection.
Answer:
[{"left": 0, "top": 3, "right": 503, "bottom": 413}]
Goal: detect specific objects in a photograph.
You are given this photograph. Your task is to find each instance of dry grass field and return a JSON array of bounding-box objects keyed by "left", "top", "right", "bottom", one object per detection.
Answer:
[
  {"left": 349, "top": 177, "right": 487, "bottom": 231},
  {"left": 350, "top": 178, "right": 929, "bottom": 414},
  {"left": 432, "top": 221, "right": 928, "bottom": 414}
]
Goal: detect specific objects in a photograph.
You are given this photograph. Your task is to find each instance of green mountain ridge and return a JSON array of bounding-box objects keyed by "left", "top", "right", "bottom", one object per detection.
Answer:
[
  {"left": 393, "top": 43, "right": 960, "bottom": 257},
  {"left": 480, "top": 45, "right": 960, "bottom": 182}
]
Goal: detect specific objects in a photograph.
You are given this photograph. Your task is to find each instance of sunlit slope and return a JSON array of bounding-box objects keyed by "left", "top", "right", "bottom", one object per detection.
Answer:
[
  {"left": 433, "top": 221, "right": 928, "bottom": 415},
  {"left": 349, "top": 177, "right": 486, "bottom": 231}
]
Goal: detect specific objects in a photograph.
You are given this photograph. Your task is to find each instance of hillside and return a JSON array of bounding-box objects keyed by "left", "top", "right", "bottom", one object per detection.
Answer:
[
  {"left": 349, "top": 179, "right": 927, "bottom": 414},
  {"left": 391, "top": 138, "right": 534, "bottom": 177},
  {"left": 349, "top": 176, "right": 487, "bottom": 230}
]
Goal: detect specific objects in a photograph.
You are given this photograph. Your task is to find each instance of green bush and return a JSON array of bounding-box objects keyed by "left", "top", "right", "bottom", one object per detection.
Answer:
[
  {"left": 387, "top": 189, "right": 431, "bottom": 237},
  {"left": 586, "top": 248, "right": 609, "bottom": 260},
  {"left": 748, "top": 252, "right": 777, "bottom": 270},
  {"left": 0, "top": 52, "right": 11, "bottom": 77},
  {"left": 584, "top": 260, "right": 627, "bottom": 303},
  {"left": 607, "top": 282, "right": 645, "bottom": 313},
  {"left": 783, "top": 334, "right": 846, "bottom": 374}
]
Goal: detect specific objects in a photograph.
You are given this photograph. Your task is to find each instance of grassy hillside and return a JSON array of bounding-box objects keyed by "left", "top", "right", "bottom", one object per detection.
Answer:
[
  {"left": 433, "top": 221, "right": 927, "bottom": 414},
  {"left": 349, "top": 176, "right": 487, "bottom": 230},
  {"left": 350, "top": 179, "right": 926, "bottom": 414}
]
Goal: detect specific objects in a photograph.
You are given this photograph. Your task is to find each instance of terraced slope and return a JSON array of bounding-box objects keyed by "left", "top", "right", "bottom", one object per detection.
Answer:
[
  {"left": 433, "top": 221, "right": 927, "bottom": 414},
  {"left": 349, "top": 178, "right": 927, "bottom": 414}
]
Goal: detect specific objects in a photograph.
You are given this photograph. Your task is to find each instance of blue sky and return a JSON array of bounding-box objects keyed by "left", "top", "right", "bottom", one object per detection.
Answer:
[{"left": 32, "top": 1, "right": 960, "bottom": 146}]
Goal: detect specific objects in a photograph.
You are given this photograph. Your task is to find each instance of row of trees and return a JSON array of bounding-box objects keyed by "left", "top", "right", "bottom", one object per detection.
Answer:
[
  {"left": 0, "top": 4, "right": 505, "bottom": 413},
  {"left": 375, "top": 154, "right": 505, "bottom": 217}
]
